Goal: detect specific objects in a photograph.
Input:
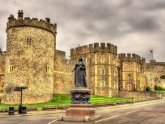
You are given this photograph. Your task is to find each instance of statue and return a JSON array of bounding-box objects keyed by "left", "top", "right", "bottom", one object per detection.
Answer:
[
  {"left": 62, "top": 58, "right": 101, "bottom": 122},
  {"left": 73, "top": 58, "right": 87, "bottom": 88}
]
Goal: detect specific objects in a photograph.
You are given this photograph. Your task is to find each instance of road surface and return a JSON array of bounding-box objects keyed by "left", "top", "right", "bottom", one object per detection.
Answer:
[{"left": 1, "top": 99, "right": 165, "bottom": 124}]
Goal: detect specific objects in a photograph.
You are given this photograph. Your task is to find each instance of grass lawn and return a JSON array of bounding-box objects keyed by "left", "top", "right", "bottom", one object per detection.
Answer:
[
  {"left": 0, "top": 94, "right": 132, "bottom": 110},
  {"left": 155, "top": 90, "right": 165, "bottom": 93}
]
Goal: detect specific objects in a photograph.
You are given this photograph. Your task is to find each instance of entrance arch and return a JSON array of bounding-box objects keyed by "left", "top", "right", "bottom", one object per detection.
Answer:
[{"left": 127, "top": 84, "right": 133, "bottom": 91}]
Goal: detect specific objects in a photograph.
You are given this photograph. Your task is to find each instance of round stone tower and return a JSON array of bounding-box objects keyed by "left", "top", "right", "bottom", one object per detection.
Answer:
[{"left": 2, "top": 10, "right": 57, "bottom": 104}]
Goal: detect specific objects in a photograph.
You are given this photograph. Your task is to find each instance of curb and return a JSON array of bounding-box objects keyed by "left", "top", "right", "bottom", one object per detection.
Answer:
[
  {"left": 0, "top": 98, "right": 162, "bottom": 117},
  {"left": 0, "top": 110, "right": 64, "bottom": 118}
]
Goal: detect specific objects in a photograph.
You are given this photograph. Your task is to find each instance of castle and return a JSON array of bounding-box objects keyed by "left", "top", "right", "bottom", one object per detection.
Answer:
[{"left": 0, "top": 11, "right": 164, "bottom": 104}]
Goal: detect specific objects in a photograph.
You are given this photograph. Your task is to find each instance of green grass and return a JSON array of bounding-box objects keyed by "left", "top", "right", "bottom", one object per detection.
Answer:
[
  {"left": 155, "top": 90, "right": 165, "bottom": 93},
  {"left": 0, "top": 94, "right": 132, "bottom": 110}
]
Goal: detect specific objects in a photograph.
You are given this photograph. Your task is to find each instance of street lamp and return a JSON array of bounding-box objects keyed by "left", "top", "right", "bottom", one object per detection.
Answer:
[{"left": 14, "top": 84, "right": 28, "bottom": 114}]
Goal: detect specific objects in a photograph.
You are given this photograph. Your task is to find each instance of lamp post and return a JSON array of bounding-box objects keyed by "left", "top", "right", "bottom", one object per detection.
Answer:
[{"left": 14, "top": 84, "right": 27, "bottom": 114}]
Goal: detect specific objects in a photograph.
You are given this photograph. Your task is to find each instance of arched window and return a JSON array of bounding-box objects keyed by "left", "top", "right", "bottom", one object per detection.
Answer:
[{"left": 127, "top": 84, "right": 133, "bottom": 91}]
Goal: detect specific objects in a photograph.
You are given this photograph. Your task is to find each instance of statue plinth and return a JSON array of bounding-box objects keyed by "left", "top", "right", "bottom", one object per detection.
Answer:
[
  {"left": 71, "top": 88, "right": 91, "bottom": 104},
  {"left": 61, "top": 88, "right": 101, "bottom": 122}
]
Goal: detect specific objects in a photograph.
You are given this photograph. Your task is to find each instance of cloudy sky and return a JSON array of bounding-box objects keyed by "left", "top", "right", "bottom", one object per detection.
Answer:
[{"left": 0, "top": 0, "right": 165, "bottom": 61}]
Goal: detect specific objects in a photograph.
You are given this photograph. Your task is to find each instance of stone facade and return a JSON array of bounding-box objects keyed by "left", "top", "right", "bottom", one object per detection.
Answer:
[
  {"left": 118, "top": 53, "right": 147, "bottom": 92},
  {"left": 145, "top": 60, "right": 165, "bottom": 90},
  {"left": 2, "top": 10, "right": 56, "bottom": 104},
  {"left": 54, "top": 50, "right": 73, "bottom": 94},
  {"left": 70, "top": 43, "right": 119, "bottom": 97},
  {"left": 0, "top": 51, "right": 5, "bottom": 100}
]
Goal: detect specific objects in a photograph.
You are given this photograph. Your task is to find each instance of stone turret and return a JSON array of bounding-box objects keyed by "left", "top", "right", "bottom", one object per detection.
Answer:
[
  {"left": 2, "top": 10, "right": 57, "bottom": 104},
  {"left": 70, "top": 42, "right": 119, "bottom": 97},
  {"left": 7, "top": 10, "right": 57, "bottom": 35},
  {"left": 118, "top": 53, "right": 146, "bottom": 92}
]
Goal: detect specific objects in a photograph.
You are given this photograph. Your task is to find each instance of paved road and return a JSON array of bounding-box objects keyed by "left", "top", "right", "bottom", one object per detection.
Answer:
[
  {"left": 1, "top": 99, "right": 165, "bottom": 124},
  {"left": 95, "top": 99, "right": 165, "bottom": 124}
]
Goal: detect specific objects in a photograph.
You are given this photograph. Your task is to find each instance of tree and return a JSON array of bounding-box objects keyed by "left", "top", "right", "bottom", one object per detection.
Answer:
[{"left": 146, "top": 86, "right": 151, "bottom": 92}]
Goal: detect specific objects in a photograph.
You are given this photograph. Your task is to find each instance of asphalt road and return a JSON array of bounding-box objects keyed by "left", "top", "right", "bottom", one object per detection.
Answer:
[{"left": 1, "top": 99, "right": 165, "bottom": 124}]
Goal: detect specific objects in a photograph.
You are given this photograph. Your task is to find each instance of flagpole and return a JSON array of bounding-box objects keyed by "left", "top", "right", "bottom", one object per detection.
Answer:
[{"left": 150, "top": 50, "right": 153, "bottom": 60}]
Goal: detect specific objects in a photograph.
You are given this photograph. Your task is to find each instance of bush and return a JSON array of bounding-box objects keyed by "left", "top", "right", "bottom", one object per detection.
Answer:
[
  {"left": 154, "top": 85, "right": 165, "bottom": 90},
  {"left": 160, "top": 75, "right": 165, "bottom": 79},
  {"left": 146, "top": 86, "right": 151, "bottom": 91}
]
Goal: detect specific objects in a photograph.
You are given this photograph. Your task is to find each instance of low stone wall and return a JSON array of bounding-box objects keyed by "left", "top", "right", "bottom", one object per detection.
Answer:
[
  {"left": 118, "top": 91, "right": 162, "bottom": 99},
  {"left": 160, "top": 92, "right": 165, "bottom": 97}
]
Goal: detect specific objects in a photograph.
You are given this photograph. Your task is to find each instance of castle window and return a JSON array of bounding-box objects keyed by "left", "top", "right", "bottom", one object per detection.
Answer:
[
  {"left": 27, "top": 38, "right": 32, "bottom": 45},
  {"left": 46, "top": 65, "right": 50, "bottom": 73},
  {"left": 112, "top": 81, "right": 115, "bottom": 88},
  {"left": 102, "top": 69, "right": 105, "bottom": 75},
  {"left": 101, "top": 58, "right": 105, "bottom": 63},
  {"left": 102, "top": 80, "right": 106, "bottom": 87},
  {"left": 86, "top": 58, "right": 88, "bottom": 64},
  {"left": 9, "top": 65, "right": 14, "bottom": 73},
  {"left": 113, "top": 69, "right": 116, "bottom": 76}
]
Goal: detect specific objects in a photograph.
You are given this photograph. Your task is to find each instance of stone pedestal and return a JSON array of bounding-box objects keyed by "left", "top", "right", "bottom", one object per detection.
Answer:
[{"left": 61, "top": 88, "right": 101, "bottom": 122}]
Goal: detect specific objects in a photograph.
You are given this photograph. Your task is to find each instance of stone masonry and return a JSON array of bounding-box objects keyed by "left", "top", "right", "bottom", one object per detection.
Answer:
[
  {"left": 118, "top": 53, "right": 147, "bottom": 92},
  {"left": 145, "top": 60, "right": 165, "bottom": 90},
  {"left": 0, "top": 51, "right": 5, "bottom": 101},
  {"left": 54, "top": 50, "right": 73, "bottom": 94}
]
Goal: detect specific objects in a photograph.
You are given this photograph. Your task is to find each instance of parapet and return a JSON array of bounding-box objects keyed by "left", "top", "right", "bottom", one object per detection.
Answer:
[
  {"left": 118, "top": 53, "right": 144, "bottom": 63},
  {"left": 70, "top": 42, "right": 117, "bottom": 57},
  {"left": 0, "top": 49, "right": 6, "bottom": 59},
  {"left": 7, "top": 10, "right": 57, "bottom": 35},
  {"left": 149, "top": 60, "right": 165, "bottom": 66}
]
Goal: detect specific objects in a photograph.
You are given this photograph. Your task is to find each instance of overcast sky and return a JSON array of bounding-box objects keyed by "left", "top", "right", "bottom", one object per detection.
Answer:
[{"left": 0, "top": 0, "right": 165, "bottom": 61}]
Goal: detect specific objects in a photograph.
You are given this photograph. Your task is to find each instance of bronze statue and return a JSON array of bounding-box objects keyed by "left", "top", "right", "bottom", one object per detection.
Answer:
[{"left": 73, "top": 58, "right": 87, "bottom": 88}]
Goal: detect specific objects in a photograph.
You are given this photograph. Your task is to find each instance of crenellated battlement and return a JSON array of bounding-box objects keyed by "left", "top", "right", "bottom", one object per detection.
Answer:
[
  {"left": 0, "top": 49, "right": 6, "bottom": 59},
  {"left": 7, "top": 10, "right": 57, "bottom": 35},
  {"left": 70, "top": 42, "right": 117, "bottom": 56},
  {"left": 118, "top": 53, "right": 145, "bottom": 63},
  {"left": 148, "top": 60, "right": 165, "bottom": 66}
]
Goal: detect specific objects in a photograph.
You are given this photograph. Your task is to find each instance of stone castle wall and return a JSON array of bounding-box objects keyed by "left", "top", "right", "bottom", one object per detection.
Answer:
[
  {"left": 0, "top": 52, "right": 5, "bottom": 101},
  {"left": 54, "top": 50, "right": 74, "bottom": 94},
  {"left": 145, "top": 60, "right": 165, "bottom": 90},
  {"left": 118, "top": 53, "right": 146, "bottom": 92},
  {"left": 2, "top": 11, "right": 56, "bottom": 104}
]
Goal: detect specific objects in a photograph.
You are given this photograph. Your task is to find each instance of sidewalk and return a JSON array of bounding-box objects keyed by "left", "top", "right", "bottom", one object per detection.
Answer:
[
  {"left": 0, "top": 98, "right": 164, "bottom": 119},
  {"left": 0, "top": 110, "right": 64, "bottom": 118}
]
